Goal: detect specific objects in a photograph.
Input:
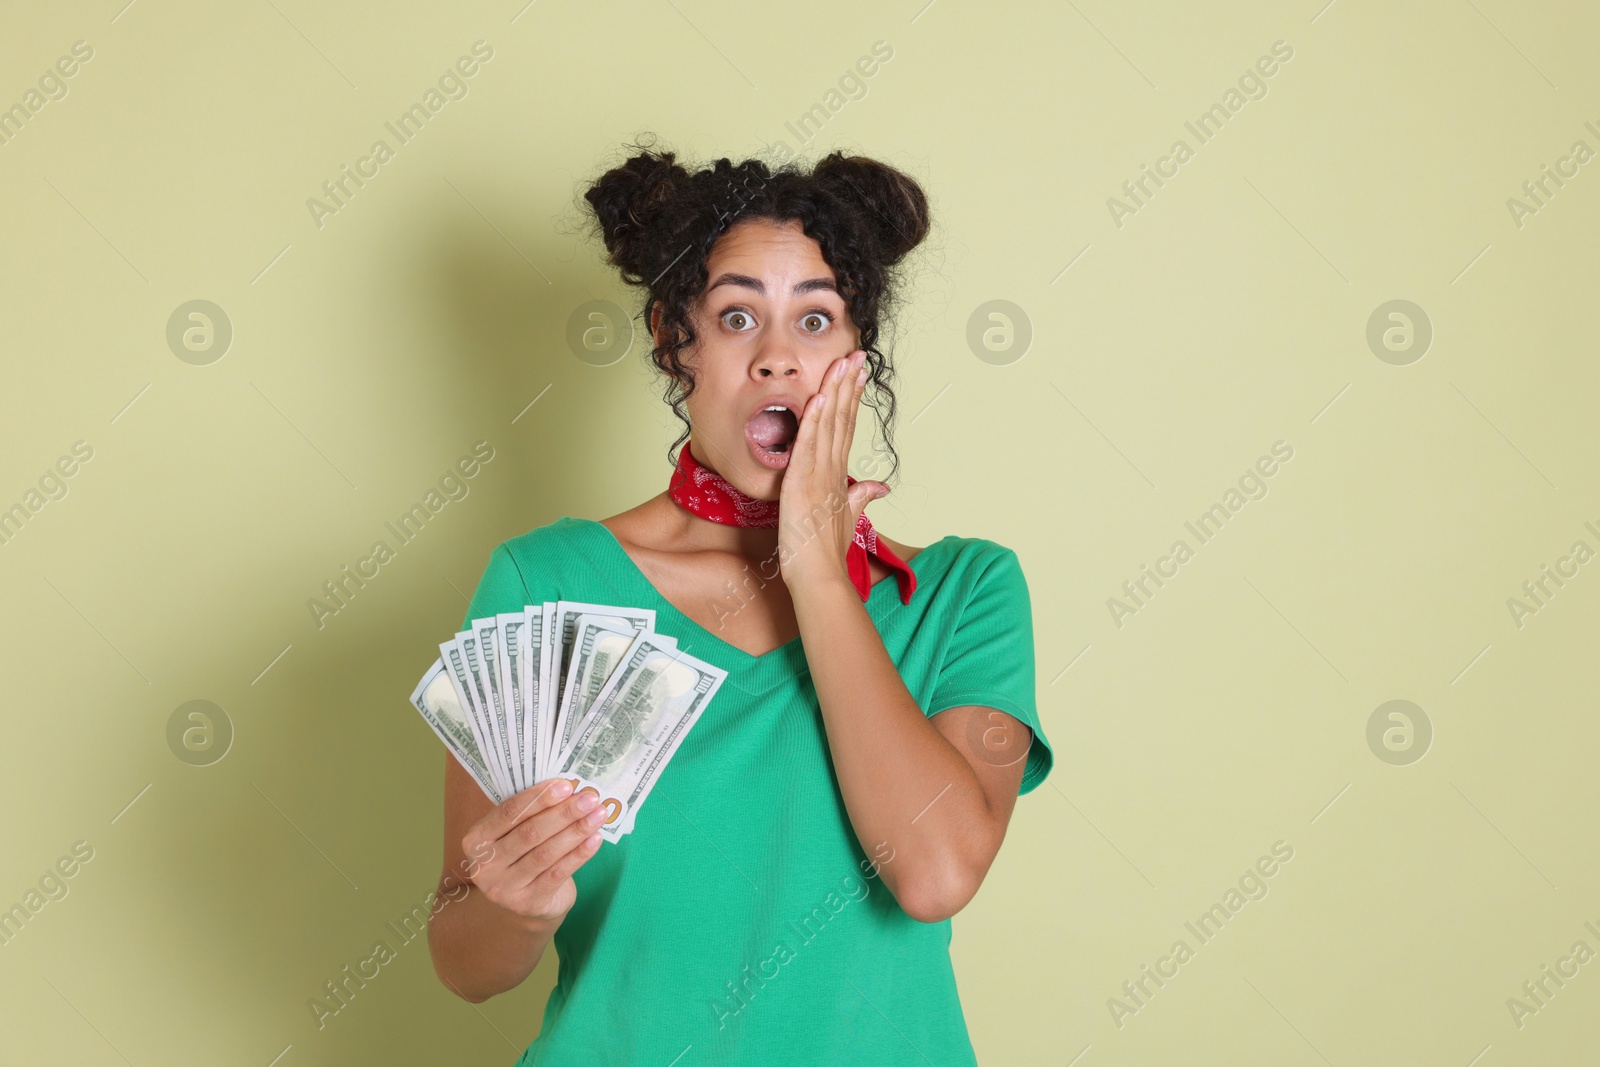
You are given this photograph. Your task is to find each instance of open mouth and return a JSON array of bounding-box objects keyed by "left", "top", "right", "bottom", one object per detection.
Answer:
[{"left": 745, "top": 405, "right": 800, "bottom": 469}]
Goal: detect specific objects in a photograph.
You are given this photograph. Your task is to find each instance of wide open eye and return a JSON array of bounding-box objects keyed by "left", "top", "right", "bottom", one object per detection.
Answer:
[
  {"left": 800, "top": 311, "right": 832, "bottom": 333},
  {"left": 721, "top": 308, "right": 755, "bottom": 331}
]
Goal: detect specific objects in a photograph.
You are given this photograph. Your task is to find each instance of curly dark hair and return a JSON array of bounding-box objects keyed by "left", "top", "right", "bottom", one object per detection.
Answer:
[{"left": 580, "top": 134, "right": 931, "bottom": 484}]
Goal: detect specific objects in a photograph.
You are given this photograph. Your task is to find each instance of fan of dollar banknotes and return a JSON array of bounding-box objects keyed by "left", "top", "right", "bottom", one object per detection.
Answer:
[{"left": 408, "top": 601, "right": 728, "bottom": 840}]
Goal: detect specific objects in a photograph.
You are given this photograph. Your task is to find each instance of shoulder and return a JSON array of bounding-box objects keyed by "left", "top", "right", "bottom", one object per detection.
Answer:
[
  {"left": 458, "top": 517, "right": 583, "bottom": 626},
  {"left": 484, "top": 515, "right": 597, "bottom": 578},
  {"left": 876, "top": 529, "right": 1001, "bottom": 565},
  {"left": 874, "top": 531, "right": 921, "bottom": 563},
  {"left": 911, "top": 534, "right": 1030, "bottom": 606},
  {"left": 486, "top": 496, "right": 675, "bottom": 575},
  {"left": 916, "top": 533, "right": 1022, "bottom": 573}
]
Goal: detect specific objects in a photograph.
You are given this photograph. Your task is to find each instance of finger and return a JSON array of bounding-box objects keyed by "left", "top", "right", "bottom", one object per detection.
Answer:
[
  {"left": 847, "top": 479, "right": 887, "bottom": 529},
  {"left": 793, "top": 383, "right": 824, "bottom": 475},
  {"left": 812, "top": 355, "right": 840, "bottom": 479},
  {"left": 839, "top": 351, "right": 866, "bottom": 469},
  {"left": 468, "top": 777, "right": 572, "bottom": 854},
  {"left": 511, "top": 808, "right": 606, "bottom": 888},
  {"left": 524, "top": 829, "right": 603, "bottom": 895},
  {"left": 825, "top": 353, "right": 848, "bottom": 468},
  {"left": 825, "top": 352, "right": 854, "bottom": 457},
  {"left": 496, "top": 786, "right": 604, "bottom": 864}
]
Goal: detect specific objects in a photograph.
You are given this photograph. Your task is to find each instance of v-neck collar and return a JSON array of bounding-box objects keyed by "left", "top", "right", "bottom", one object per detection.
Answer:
[{"left": 564, "top": 516, "right": 955, "bottom": 697}]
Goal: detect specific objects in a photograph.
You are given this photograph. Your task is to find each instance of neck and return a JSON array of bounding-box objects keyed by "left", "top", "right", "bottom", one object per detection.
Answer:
[
  {"left": 688, "top": 436, "right": 784, "bottom": 503},
  {"left": 650, "top": 492, "right": 783, "bottom": 557}
]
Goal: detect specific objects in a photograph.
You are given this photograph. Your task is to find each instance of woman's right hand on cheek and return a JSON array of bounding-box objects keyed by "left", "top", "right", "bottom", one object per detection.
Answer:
[{"left": 460, "top": 778, "right": 608, "bottom": 925}]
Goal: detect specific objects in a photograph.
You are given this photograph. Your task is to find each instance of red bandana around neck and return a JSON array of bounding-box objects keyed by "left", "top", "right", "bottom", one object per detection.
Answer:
[{"left": 667, "top": 442, "right": 917, "bottom": 605}]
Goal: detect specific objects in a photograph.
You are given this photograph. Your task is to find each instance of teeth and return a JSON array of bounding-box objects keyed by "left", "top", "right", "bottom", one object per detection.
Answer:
[{"left": 764, "top": 405, "right": 786, "bottom": 412}]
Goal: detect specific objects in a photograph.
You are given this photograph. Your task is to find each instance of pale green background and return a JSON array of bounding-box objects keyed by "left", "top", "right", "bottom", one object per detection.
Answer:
[{"left": 3, "top": 0, "right": 1598, "bottom": 1064}]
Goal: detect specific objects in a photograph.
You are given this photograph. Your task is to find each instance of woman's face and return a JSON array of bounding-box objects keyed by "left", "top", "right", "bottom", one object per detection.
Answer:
[{"left": 668, "top": 217, "right": 861, "bottom": 501}]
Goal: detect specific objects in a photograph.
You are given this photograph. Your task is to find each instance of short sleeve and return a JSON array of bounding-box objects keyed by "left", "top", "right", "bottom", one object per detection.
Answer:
[
  {"left": 927, "top": 546, "right": 1053, "bottom": 795},
  {"left": 460, "top": 542, "right": 533, "bottom": 630}
]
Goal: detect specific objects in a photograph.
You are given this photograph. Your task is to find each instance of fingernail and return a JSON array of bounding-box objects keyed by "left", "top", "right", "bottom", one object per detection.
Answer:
[
  {"left": 550, "top": 780, "right": 572, "bottom": 798},
  {"left": 576, "top": 792, "right": 600, "bottom": 812},
  {"left": 585, "top": 807, "right": 607, "bottom": 826},
  {"left": 856, "top": 367, "right": 868, "bottom": 386}
]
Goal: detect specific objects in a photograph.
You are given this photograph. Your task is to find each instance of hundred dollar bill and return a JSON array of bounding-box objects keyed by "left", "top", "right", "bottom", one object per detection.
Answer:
[
  {"left": 552, "top": 615, "right": 678, "bottom": 763},
  {"left": 411, "top": 659, "right": 503, "bottom": 804},
  {"left": 553, "top": 635, "right": 726, "bottom": 840},
  {"left": 553, "top": 601, "right": 655, "bottom": 709},
  {"left": 551, "top": 614, "right": 635, "bottom": 765},
  {"left": 495, "top": 612, "right": 528, "bottom": 795},
  {"left": 549, "top": 605, "right": 654, "bottom": 766},
  {"left": 521, "top": 602, "right": 555, "bottom": 786},
  {"left": 537, "top": 601, "right": 560, "bottom": 781},
  {"left": 444, "top": 633, "right": 511, "bottom": 797},
  {"left": 471, "top": 618, "right": 516, "bottom": 795}
]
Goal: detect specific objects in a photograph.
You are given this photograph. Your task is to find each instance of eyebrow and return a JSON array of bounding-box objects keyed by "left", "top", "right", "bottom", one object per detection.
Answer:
[{"left": 704, "top": 272, "right": 838, "bottom": 297}]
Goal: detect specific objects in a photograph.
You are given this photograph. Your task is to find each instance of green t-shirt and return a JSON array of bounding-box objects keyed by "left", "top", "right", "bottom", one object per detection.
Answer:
[{"left": 459, "top": 516, "right": 1053, "bottom": 1065}]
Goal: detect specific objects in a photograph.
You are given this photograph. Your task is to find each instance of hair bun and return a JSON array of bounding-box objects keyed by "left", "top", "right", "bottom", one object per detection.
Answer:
[
  {"left": 812, "top": 151, "right": 930, "bottom": 266},
  {"left": 583, "top": 139, "right": 693, "bottom": 284}
]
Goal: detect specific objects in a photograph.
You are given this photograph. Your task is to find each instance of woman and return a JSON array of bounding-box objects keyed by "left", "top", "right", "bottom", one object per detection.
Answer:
[{"left": 427, "top": 140, "right": 1053, "bottom": 1065}]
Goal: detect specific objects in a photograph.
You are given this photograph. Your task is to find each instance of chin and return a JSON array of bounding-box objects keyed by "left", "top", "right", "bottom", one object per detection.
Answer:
[{"left": 733, "top": 458, "right": 784, "bottom": 501}]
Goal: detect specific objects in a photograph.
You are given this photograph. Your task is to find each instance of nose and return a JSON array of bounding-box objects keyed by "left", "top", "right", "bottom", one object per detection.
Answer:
[{"left": 753, "top": 344, "right": 800, "bottom": 379}]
